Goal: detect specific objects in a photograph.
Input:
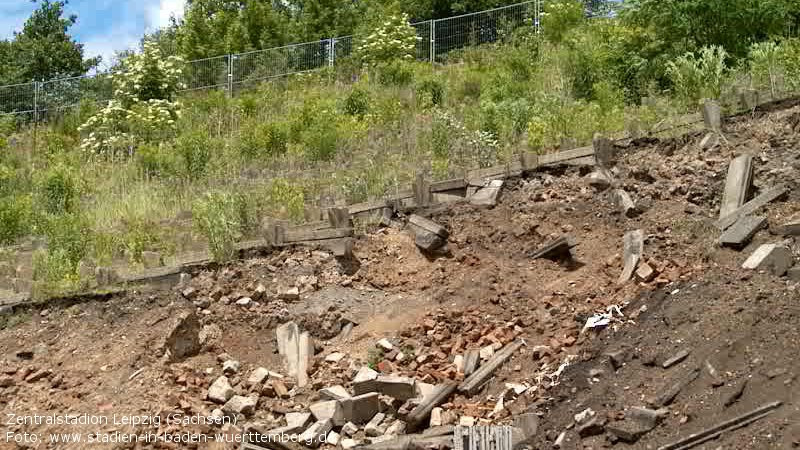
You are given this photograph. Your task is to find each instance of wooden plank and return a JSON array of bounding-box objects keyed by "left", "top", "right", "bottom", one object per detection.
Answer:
[
  {"left": 467, "top": 161, "right": 524, "bottom": 185},
  {"left": 430, "top": 178, "right": 467, "bottom": 193},
  {"left": 458, "top": 340, "right": 523, "bottom": 395},
  {"left": 530, "top": 235, "right": 576, "bottom": 259},
  {"left": 349, "top": 199, "right": 390, "bottom": 215},
  {"left": 414, "top": 172, "right": 432, "bottom": 207},
  {"left": 538, "top": 146, "right": 594, "bottom": 166},
  {"left": 284, "top": 227, "right": 353, "bottom": 243},
  {"left": 407, "top": 381, "right": 459, "bottom": 431},
  {"left": 715, "top": 184, "right": 789, "bottom": 230},
  {"left": 658, "top": 401, "right": 782, "bottom": 450}
]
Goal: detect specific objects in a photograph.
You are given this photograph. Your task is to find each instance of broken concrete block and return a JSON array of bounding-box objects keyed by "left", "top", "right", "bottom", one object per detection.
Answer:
[
  {"left": 717, "top": 184, "right": 788, "bottom": 230},
  {"left": 430, "top": 408, "right": 443, "bottom": 427},
  {"left": 699, "top": 132, "right": 720, "bottom": 150},
  {"left": 470, "top": 180, "right": 504, "bottom": 207},
  {"left": 341, "top": 422, "right": 359, "bottom": 436},
  {"left": 354, "top": 375, "right": 417, "bottom": 401},
  {"left": 577, "top": 417, "right": 606, "bottom": 438},
  {"left": 614, "top": 189, "right": 638, "bottom": 218},
  {"left": 325, "top": 352, "right": 346, "bottom": 363},
  {"left": 775, "top": 216, "right": 800, "bottom": 236},
  {"left": 326, "top": 431, "right": 341, "bottom": 446},
  {"left": 720, "top": 155, "right": 754, "bottom": 219},
  {"left": 408, "top": 215, "right": 449, "bottom": 252},
  {"left": 353, "top": 366, "right": 379, "bottom": 384},
  {"left": 299, "top": 419, "right": 333, "bottom": 448},
  {"left": 248, "top": 367, "right": 270, "bottom": 386},
  {"left": 310, "top": 400, "right": 345, "bottom": 426},
  {"left": 320, "top": 385, "right": 351, "bottom": 401},
  {"left": 788, "top": 266, "right": 800, "bottom": 282},
  {"left": 365, "top": 413, "right": 387, "bottom": 437},
  {"left": 703, "top": 99, "right": 721, "bottom": 131},
  {"left": 341, "top": 392, "right": 381, "bottom": 424},
  {"left": 530, "top": 235, "right": 577, "bottom": 260},
  {"left": 385, "top": 420, "right": 407, "bottom": 436},
  {"left": 586, "top": 167, "right": 615, "bottom": 190},
  {"left": 606, "top": 419, "right": 652, "bottom": 443},
  {"left": 223, "top": 395, "right": 258, "bottom": 416},
  {"left": 276, "top": 321, "right": 314, "bottom": 388},
  {"left": 479, "top": 345, "right": 495, "bottom": 360},
  {"left": 720, "top": 215, "right": 767, "bottom": 248},
  {"left": 635, "top": 262, "right": 656, "bottom": 282},
  {"left": 742, "top": 244, "right": 793, "bottom": 276},
  {"left": 619, "top": 230, "right": 644, "bottom": 285},
  {"left": 662, "top": 349, "right": 690, "bottom": 369},
  {"left": 286, "top": 412, "right": 313, "bottom": 432},
  {"left": 415, "top": 382, "right": 437, "bottom": 403},
  {"left": 627, "top": 407, "right": 666, "bottom": 429},
  {"left": 514, "top": 413, "right": 539, "bottom": 443},
  {"left": 459, "top": 416, "right": 476, "bottom": 427},
  {"left": 222, "top": 359, "right": 240, "bottom": 375},
  {"left": 463, "top": 349, "right": 480, "bottom": 377},
  {"left": 160, "top": 311, "right": 201, "bottom": 362},
  {"left": 208, "top": 376, "right": 234, "bottom": 404},
  {"left": 341, "top": 438, "right": 359, "bottom": 449},
  {"left": 376, "top": 338, "right": 394, "bottom": 351}
]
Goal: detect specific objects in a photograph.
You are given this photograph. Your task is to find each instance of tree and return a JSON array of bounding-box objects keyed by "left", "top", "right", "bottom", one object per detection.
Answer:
[{"left": 11, "top": 0, "right": 100, "bottom": 81}]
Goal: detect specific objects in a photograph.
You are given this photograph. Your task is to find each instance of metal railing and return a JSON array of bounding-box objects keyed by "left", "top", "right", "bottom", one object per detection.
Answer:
[{"left": 0, "top": 0, "right": 542, "bottom": 121}]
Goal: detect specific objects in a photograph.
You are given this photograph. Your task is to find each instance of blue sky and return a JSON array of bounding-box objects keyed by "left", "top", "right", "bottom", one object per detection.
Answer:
[{"left": 0, "top": 0, "right": 187, "bottom": 71}]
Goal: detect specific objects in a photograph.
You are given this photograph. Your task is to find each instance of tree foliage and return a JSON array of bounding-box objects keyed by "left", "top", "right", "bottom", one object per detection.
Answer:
[{"left": 1, "top": 0, "right": 99, "bottom": 84}]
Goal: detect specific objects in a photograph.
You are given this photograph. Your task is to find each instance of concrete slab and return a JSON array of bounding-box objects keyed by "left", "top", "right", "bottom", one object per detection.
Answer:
[
  {"left": 742, "top": 244, "right": 793, "bottom": 276},
  {"left": 619, "top": 230, "right": 644, "bottom": 285},
  {"left": 719, "top": 155, "right": 754, "bottom": 219},
  {"left": 719, "top": 215, "right": 767, "bottom": 248},
  {"left": 469, "top": 180, "right": 504, "bottom": 207}
]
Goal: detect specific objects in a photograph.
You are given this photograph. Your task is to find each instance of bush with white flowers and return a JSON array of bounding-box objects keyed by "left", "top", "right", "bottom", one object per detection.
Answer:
[
  {"left": 79, "top": 42, "right": 185, "bottom": 155},
  {"left": 356, "top": 14, "right": 419, "bottom": 67}
]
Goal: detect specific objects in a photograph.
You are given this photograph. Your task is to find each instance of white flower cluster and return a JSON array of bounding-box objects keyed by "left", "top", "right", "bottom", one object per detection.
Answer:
[
  {"left": 356, "top": 13, "right": 419, "bottom": 66},
  {"left": 79, "top": 42, "right": 186, "bottom": 154},
  {"left": 433, "top": 109, "right": 500, "bottom": 167}
]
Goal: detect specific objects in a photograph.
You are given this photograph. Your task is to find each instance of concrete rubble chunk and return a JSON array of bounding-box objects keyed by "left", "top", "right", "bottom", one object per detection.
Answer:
[
  {"left": 614, "top": 189, "right": 638, "bottom": 218},
  {"left": 700, "top": 132, "right": 720, "bottom": 150},
  {"left": 385, "top": 420, "right": 407, "bottom": 436},
  {"left": 325, "top": 352, "right": 346, "bottom": 363},
  {"left": 223, "top": 394, "right": 258, "bottom": 416},
  {"left": 320, "top": 385, "right": 351, "bottom": 401},
  {"left": 341, "top": 438, "right": 359, "bottom": 449},
  {"left": 430, "top": 408, "right": 443, "bottom": 427},
  {"left": 662, "top": 349, "right": 690, "bottom": 369},
  {"left": 326, "top": 431, "right": 341, "bottom": 446},
  {"left": 376, "top": 338, "right": 394, "bottom": 351},
  {"left": 310, "top": 400, "right": 346, "bottom": 426},
  {"left": 479, "top": 345, "right": 495, "bottom": 360},
  {"left": 286, "top": 412, "right": 313, "bottom": 431},
  {"left": 530, "top": 235, "right": 577, "bottom": 260},
  {"left": 606, "top": 419, "right": 651, "bottom": 443},
  {"left": 341, "top": 422, "right": 359, "bottom": 436},
  {"left": 720, "top": 215, "right": 767, "bottom": 248},
  {"left": 248, "top": 367, "right": 270, "bottom": 386},
  {"left": 160, "top": 311, "right": 201, "bottom": 362},
  {"left": 365, "top": 413, "right": 387, "bottom": 437},
  {"left": 276, "top": 321, "right": 314, "bottom": 388},
  {"left": 619, "top": 230, "right": 644, "bottom": 285},
  {"left": 635, "top": 262, "right": 656, "bottom": 282},
  {"left": 586, "top": 167, "right": 615, "bottom": 190},
  {"left": 341, "top": 392, "right": 381, "bottom": 424},
  {"left": 353, "top": 366, "right": 379, "bottom": 384},
  {"left": 788, "top": 266, "right": 800, "bottom": 282},
  {"left": 775, "top": 216, "right": 800, "bottom": 236},
  {"left": 354, "top": 375, "right": 417, "bottom": 401},
  {"left": 459, "top": 340, "right": 523, "bottom": 395},
  {"left": 577, "top": 417, "right": 606, "bottom": 438},
  {"left": 408, "top": 215, "right": 450, "bottom": 252},
  {"left": 514, "top": 413, "right": 539, "bottom": 443},
  {"left": 717, "top": 184, "right": 789, "bottom": 230},
  {"left": 222, "top": 359, "right": 240, "bottom": 375},
  {"left": 463, "top": 349, "right": 480, "bottom": 377},
  {"left": 703, "top": 99, "right": 722, "bottom": 131},
  {"left": 415, "top": 382, "right": 437, "bottom": 403},
  {"left": 208, "top": 376, "right": 234, "bottom": 404},
  {"left": 470, "top": 180, "right": 504, "bottom": 207},
  {"left": 628, "top": 407, "right": 667, "bottom": 429},
  {"left": 720, "top": 154, "right": 754, "bottom": 220},
  {"left": 742, "top": 244, "right": 793, "bottom": 276},
  {"left": 299, "top": 419, "right": 333, "bottom": 448}
]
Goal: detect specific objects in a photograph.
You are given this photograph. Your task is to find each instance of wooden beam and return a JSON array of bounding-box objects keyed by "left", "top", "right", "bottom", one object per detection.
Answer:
[
  {"left": 538, "top": 146, "right": 595, "bottom": 166},
  {"left": 406, "top": 381, "right": 459, "bottom": 431},
  {"left": 284, "top": 227, "right": 353, "bottom": 243},
  {"left": 430, "top": 178, "right": 467, "bottom": 193},
  {"left": 458, "top": 340, "right": 523, "bottom": 395}
]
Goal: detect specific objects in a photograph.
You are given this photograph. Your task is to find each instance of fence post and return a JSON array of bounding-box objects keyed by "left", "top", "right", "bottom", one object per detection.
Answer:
[
  {"left": 430, "top": 20, "right": 436, "bottom": 64},
  {"left": 34, "top": 81, "right": 40, "bottom": 123},
  {"left": 329, "top": 38, "right": 335, "bottom": 68},
  {"left": 227, "top": 54, "right": 234, "bottom": 98}
]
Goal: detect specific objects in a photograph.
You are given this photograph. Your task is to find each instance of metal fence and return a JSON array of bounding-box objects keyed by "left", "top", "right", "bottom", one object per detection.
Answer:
[{"left": 0, "top": 0, "right": 541, "bottom": 121}]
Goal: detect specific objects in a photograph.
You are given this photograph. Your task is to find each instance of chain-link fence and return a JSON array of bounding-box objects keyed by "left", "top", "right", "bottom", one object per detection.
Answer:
[{"left": 0, "top": 0, "right": 543, "bottom": 121}]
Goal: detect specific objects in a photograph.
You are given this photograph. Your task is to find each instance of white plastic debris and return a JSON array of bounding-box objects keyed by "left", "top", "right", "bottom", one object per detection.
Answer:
[{"left": 582, "top": 304, "right": 624, "bottom": 332}]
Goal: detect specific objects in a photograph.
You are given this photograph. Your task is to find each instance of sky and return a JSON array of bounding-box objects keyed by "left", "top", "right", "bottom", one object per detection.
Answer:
[{"left": 0, "top": 0, "right": 187, "bottom": 71}]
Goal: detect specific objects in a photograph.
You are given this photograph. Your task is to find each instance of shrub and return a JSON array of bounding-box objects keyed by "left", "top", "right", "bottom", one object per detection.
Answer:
[
  {"left": 0, "top": 115, "right": 16, "bottom": 137},
  {"left": 0, "top": 195, "right": 31, "bottom": 245},
  {"left": 416, "top": 78, "right": 445, "bottom": 108},
  {"left": 781, "top": 38, "right": 800, "bottom": 92},
  {"left": 749, "top": 41, "right": 782, "bottom": 96},
  {"left": 343, "top": 87, "right": 371, "bottom": 118},
  {"left": 192, "top": 191, "right": 242, "bottom": 262},
  {"left": 666, "top": 46, "right": 728, "bottom": 106},
  {"left": 301, "top": 119, "right": 339, "bottom": 162},
  {"left": 356, "top": 13, "right": 418, "bottom": 67},
  {"left": 239, "top": 121, "right": 289, "bottom": 159},
  {"left": 79, "top": 42, "right": 185, "bottom": 155},
  {"left": 541, "top": 0, "right": 585, "bottom": 44},
  {"left": 136, "top": 143, "right": 177, "bottom": 179},
  {"left": 377, "top": 60, "right": 415, "bottom": 86},
  {"left": 33, "top": 213, "right": 91, "bottom": 296},
  {"left": 266, "top": 179, "right": 305, "bottom": 223},
  {"left": 36, "top": 163, "right": 80, "bottom": 215},
  {"left": 175, "top": 129, "right": 212, "bottom": 180},
  {"left": 121, "top": 218, "right": 161, "bottom": 264}
]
